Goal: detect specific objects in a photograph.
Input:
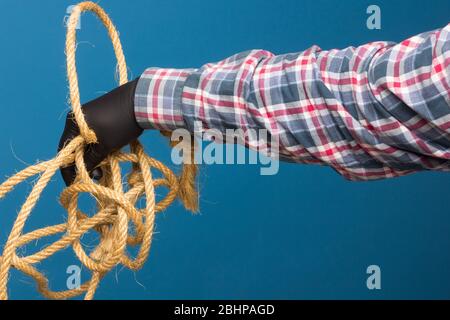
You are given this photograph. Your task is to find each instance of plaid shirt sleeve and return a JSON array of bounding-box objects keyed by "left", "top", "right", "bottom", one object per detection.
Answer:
[{"left": 134, "top": 23, "right": 450, "bottom": 181}]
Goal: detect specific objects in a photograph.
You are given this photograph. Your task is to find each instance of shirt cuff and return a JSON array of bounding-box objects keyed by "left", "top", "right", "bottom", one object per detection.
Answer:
[{"left": 134, "top": 67, "right": 195, "bottom": 131}]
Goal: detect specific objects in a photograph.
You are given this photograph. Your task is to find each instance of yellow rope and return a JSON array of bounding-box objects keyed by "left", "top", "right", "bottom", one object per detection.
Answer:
[{"left": 0, "top": 1, "right": 198, "bottom": 300}]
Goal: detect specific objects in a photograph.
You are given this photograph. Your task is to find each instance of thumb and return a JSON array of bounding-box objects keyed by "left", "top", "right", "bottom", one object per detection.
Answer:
[
  {"left": 60, "top": 143, "right": 109, "bottom": 186},
  {"left": 83, "top": 142, "right": 110, "bottom": 178}
]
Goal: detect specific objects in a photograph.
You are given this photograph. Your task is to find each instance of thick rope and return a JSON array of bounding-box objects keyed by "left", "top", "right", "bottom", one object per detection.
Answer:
[{"left": 0, "top": 1, "right": 198, "bottom": 300}]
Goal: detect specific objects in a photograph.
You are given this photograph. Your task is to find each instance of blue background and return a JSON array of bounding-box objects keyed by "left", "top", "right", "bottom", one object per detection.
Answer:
[{"left": 0, "top": 0, "right": 449, "bottom": 299}]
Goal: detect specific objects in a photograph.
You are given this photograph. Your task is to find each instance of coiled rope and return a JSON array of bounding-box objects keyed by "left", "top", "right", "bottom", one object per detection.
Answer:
[{"left": 0, "top": 1, "right": 198, "bottom": 300}]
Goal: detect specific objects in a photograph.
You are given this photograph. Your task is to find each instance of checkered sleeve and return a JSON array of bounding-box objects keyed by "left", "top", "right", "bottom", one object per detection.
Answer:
[
  {"left": 134, "top": 67, "right": 195, "bottom": 131},
  {"left": 135, "top": 23, "right": 450, "bottom": 181}
]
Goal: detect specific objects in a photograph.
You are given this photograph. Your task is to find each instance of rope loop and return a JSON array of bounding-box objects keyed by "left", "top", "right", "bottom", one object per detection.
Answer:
[{"left": 66, "top": 1, "right": 128, "bottom": 143}]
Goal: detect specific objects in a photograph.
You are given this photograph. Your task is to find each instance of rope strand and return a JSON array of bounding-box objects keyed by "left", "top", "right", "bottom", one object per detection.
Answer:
[{"left": 0, "top": 1, "right": 198, "bottom": 300}]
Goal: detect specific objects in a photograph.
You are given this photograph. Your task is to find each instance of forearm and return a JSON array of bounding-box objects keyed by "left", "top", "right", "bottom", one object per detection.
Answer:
[{"left": 134, "top": 23, "right": 450, "bottom": 181}]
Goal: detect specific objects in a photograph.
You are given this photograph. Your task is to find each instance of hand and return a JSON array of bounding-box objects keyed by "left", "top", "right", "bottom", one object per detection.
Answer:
[{"left": 58, "top": 78, "right": 143, "bottom": 186}]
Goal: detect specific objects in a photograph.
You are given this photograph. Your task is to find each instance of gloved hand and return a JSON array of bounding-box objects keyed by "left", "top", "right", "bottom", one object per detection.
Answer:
[{"left": 58, "top": 77, "right": 143, "bottom": 186}]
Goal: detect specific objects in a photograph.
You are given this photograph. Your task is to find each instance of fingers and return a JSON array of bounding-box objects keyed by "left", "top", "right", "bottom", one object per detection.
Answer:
[
  {"left": 59, "top": 144, "right": 109, "bottom": 186},
  {"left": 60, "top": 164, "right": 77, "bottom": 186},
  {"left": 58, "top": 113, "right": 108, "bottom": 186},
  {"left": 83, "top": 143, "right": 109, "bottom": 180}
]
